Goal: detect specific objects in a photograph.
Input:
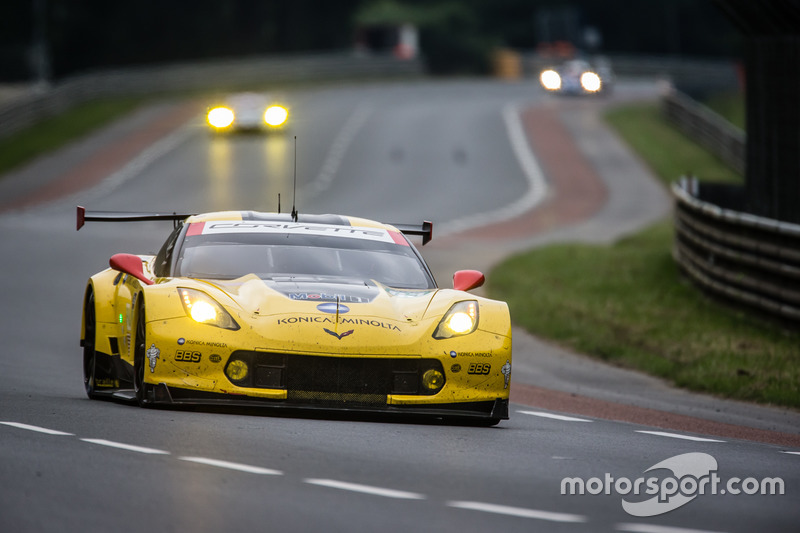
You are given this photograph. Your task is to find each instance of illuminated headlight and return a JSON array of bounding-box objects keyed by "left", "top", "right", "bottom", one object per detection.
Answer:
[
  {"left": 207, "top": 107, "right": 235, "bottom": 128},
  {"left": 540, "top": 69, "right": 561, "bottom": 91},
  {"left": 264, "top": 105, "right": 288, "bottom": 127},
  {"left": 179, "top": 288, "right": 239, "bottom": 330},
  {"left": 580, "top": 71, "right": 602, "bottom": 92},
  {"left": 433, "top": 301, "right": 479, "bottom": 339}
]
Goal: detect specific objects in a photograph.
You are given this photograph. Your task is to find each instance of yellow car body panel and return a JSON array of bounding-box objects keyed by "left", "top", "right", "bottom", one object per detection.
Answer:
[{"left": 136, "top": 276, "right": 512, "bottom": 403}]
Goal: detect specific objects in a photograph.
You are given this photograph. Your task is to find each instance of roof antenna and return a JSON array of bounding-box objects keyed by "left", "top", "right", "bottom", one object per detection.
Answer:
[
  {"left": 291, "top": 135, "right": 298, "bottom": 222},
  {"left": 278, "top": 193, "right": 281, "bottom": 214}
]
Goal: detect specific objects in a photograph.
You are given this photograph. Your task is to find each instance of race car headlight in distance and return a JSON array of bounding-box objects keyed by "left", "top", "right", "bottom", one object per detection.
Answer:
[
  {"left": 580, "top": 71, "right": 602, "bottom": 92},
  {"left": 264, "top": 105, "right": 288, "bottom": 127},
  {"left": 540, "top": 69, "right": 561, "bottom": 91},
  {"left": 207, "top": 107, "right": 235, "bottom": 128},
  {"left": 179, "top": 288, "right": 239, "bottom": 330},
  {"left": 433, "top": 301, "right": 479, "bottom": 339}
]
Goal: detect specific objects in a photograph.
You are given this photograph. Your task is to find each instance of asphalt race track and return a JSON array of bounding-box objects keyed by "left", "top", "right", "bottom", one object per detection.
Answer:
[{"left": 0, "top": 79, "right": 797, "bottom": 532}]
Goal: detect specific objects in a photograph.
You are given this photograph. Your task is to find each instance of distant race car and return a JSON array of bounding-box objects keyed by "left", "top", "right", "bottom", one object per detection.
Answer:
[
  {"left": 206, "top": 92, "right": 289, "bottom": 132},
  {"left": 539, "top": 59, "right": 613, "bottom": 95},
  {"left": 78, "top": 208, "right": 512, "bottom": 425}
]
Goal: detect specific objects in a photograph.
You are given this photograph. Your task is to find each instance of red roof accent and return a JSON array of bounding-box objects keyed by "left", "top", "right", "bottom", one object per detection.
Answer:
[
  {"left": 388, "top": 230, "right": 409, "bottom": 246},
  {"left": 186, "top": 222, "right": 205, "bottom": 236}
]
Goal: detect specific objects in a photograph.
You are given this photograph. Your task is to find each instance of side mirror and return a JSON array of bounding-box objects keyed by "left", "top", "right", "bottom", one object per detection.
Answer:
[
  {"left": 109, "top": 253, "right": 153, "bottom": 286},
  {"left": 453, "top": 270, "right": 485, "bottom": 292}
]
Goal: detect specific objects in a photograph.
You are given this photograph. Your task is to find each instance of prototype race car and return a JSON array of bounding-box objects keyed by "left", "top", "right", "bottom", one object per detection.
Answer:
[
  {"left": 539, "top": 59, "right": 613, "bottom": 95},
  {"left": 206, "top": 92, "right": 289, "bottom": 132},
  {"left": 78, "top": 208, "right": 512, "bottom": 424}
]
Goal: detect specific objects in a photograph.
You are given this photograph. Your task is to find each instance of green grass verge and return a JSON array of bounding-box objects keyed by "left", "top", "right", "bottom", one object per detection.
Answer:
[
  {"left": 0, "top": 98, "right": 146, "bottom": 176},
  {"left": 603, "top": 103, "right": 742, "bottom": 186},
  {"left": 488, "top": 102, "right": 800, "bottom": 408}
]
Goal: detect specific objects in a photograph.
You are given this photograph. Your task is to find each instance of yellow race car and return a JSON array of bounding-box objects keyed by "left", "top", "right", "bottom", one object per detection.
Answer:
[{"left": 78, "top": 208, "right": 512, "bottom": 425}]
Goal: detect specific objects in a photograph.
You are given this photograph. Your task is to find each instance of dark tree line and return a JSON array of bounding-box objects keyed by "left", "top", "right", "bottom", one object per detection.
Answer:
[{"left": 1, "top": 0, "right": 740, "bottom": 81}]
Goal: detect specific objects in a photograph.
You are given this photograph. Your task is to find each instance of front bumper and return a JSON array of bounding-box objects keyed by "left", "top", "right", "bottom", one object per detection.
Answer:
[{"left": 142, "top": 317, "right": 512, "bottom": 420}]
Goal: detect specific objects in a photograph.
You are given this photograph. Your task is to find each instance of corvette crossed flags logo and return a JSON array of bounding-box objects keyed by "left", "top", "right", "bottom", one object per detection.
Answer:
[{"left": 324, "top": 328, "right": 354, "bottom": 340}]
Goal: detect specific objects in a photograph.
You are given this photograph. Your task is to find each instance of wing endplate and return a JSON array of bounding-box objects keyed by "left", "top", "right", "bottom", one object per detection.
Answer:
[{"left": 392, "top": 221, "right": 433, "bottom": 245}]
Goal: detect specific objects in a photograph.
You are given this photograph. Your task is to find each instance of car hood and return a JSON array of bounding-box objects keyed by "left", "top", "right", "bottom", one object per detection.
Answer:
[{"left": 204, "top": 275, "right": 438, "bottom": 324}]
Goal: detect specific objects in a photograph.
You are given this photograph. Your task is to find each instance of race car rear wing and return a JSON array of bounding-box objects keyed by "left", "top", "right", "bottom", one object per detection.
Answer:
[
  {"left": 76, "top": 206, "right": 193, "bottom": 230},
  {"left": 77, "top": 206, "right": 434, "bottom": 245}
]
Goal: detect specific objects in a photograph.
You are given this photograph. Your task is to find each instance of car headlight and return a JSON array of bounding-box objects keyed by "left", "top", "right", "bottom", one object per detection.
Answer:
[
  {"left": 540, "top": 69, "right": 561, "bottom": 91},
  {"left": 264, "top": 105, "right": 288, "bottom": 127},
  {"left": 179, "top": 288, "right": 239, "bottom": 330},
  {"left": 433, "top": 301, "right": 479, "bottom": 339},
  {"left": 580, "top": 71, "right": 602, "bottom": 92},
  {"left": 207, "top": 107, "right": 235, "bottom": 128}
]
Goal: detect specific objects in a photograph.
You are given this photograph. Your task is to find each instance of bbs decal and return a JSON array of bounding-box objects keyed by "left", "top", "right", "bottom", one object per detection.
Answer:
[
  {"left": 467, "top": 363, "right": 491, "bottom": 375},
  {"left": 175, "top": 350, "right": 202, "bottom": 363}
]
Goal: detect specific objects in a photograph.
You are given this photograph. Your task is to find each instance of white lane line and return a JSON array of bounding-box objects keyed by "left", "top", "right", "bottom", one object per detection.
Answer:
[
  {"left": 448, "top": 501, "right": 586, "bottom": 523},
  {"left": 616, "top": 522, "right": 729, "bottom": 533},
  {"left": 81, "top": 438, "right": 170, "bottom": 455},
  {"left": 517, "top": 410, "right": 593, "bottom": 422},
  {"left": 438, "top": 102, "right": 549, "bottom": 237},
  {"left": 635, "top": 431, "right": 725, "bottom": 443},
  {"left": 781, "top": 451, "right": 800, "bottom": 456},
  {"left": 0, "top": 421, "right": 74, "bottom": 436},
  {"left": 304, "top": 478, "right": 425, "bottom": 500},
  {"left": 301, "top": 103, "right": 374, "bottom": 197},
  {"left": 179, "top": 456, "right": 282, "bottom": 475}
]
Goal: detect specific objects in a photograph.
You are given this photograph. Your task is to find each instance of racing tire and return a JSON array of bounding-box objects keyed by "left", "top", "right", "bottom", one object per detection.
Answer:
[
  {"left": 83, "top": 290, "right": 101, "bottom": 400},
  {"left": 133, "top": 298, "right": 150, "bottom": 407}
]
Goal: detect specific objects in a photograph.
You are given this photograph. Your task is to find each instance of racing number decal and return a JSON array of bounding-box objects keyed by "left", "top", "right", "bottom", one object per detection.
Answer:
[
  {"left": 175, "top": 350, "right": 202, "bottom": 363},
  {"left": 467, "top": 362, "right": 491, "bottom": 375}
]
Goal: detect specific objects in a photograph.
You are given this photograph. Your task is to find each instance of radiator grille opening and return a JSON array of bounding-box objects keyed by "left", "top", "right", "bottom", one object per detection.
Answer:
[{"left": 225, "top": 351, "right": 443, "bottom": 406}]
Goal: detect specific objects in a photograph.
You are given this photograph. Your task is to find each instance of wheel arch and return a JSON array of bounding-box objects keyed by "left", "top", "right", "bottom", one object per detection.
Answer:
[{"left": 87, "top": 269, "right": 123, "bottom": 325}]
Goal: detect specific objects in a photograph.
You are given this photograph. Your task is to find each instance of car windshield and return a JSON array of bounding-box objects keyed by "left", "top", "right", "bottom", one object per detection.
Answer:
[{"left": 176, "top": 231, "right": 435, "bottom": 289}]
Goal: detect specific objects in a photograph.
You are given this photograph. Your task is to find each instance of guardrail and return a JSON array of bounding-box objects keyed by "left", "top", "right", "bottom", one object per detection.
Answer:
[
  {"left": 606, "top": 55, "right": 738, "bottom": 81},
  {"left": 672, "top": 178, "right": 800, "bottom": 322},
  {"left": 0, "top": 51, "right": 423, "bottom": 139},
  {"left": 662, "top": 90, "right": 745, "bottom": 174}
]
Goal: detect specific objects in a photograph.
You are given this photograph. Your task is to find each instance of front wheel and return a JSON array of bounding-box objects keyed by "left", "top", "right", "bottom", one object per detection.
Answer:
[
  {"left": 133, "top": 299, "right": 150, "bottom": 407},
  {"left": 83, "top": 290, "right": 101, "bottom": 400}
]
